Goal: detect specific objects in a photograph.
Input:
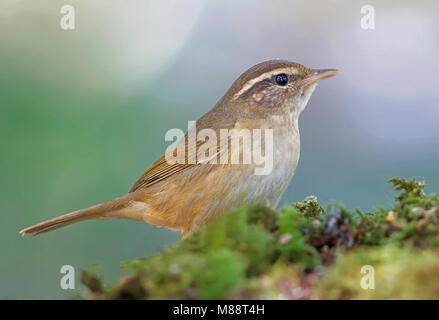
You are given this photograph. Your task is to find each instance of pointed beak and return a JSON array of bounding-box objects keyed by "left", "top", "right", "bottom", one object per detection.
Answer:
[{"left": 303, "top": 69, "right": 339, "bottom": 88}]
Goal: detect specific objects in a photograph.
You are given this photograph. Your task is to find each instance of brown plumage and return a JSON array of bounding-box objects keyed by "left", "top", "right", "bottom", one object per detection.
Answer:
[{"left": 20, "top": 60, "right": 338, "bottom": 237}]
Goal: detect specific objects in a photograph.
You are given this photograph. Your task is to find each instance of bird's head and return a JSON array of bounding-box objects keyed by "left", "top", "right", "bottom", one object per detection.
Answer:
[{"left": 224, "top": 60, "right": 339, "bottom": 119}]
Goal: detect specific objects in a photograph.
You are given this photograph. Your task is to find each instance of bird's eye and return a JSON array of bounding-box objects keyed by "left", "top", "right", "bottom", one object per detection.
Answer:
[{"left": 274, "top": 73, "right": 289, "bottom": 86}]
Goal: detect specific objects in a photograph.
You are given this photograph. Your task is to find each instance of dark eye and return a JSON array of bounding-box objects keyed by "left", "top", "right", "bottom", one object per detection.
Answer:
[{"left": 274, "top": 73, "right": 289, "bottom": 86}]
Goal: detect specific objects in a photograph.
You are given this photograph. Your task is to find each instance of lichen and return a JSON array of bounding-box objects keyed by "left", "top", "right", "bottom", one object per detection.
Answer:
[{"left": 80, "top": 177, "right": 439, "bottom": 300}]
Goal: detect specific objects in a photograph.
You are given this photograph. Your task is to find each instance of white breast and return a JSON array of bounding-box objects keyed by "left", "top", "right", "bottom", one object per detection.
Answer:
[
  {"left": 227, "top": 114, "right": 300, "bottom": 209},
  {"left": 187, "top": 115, "right": 301, "bottom": 232}
]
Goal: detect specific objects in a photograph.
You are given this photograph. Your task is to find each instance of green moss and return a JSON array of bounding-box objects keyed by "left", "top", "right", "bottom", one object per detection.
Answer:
[
  {"left": 316, "top": 245, "right": 439, "bottom": 299},
  {"left": 276, "top": 205, "right": 320, "bottom": 270},
  {"left": 388, "top": 177, "right": 425, "bottom": 202},
  {"left": 81, "top": 177, "right": 439, "bottom": 299},
  {"left": 292, "top": 195, "right": 324, "bottom": 219}
]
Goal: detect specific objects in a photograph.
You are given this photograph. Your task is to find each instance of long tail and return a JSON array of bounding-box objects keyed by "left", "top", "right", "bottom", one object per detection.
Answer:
[{"left": 19, "top": 194, "right": 146, "bottom": 236}]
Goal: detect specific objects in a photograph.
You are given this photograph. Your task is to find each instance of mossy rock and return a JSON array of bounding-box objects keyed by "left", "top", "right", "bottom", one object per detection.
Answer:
[{"left": 80, "top": 177, "right": 439, "bottom": 299}]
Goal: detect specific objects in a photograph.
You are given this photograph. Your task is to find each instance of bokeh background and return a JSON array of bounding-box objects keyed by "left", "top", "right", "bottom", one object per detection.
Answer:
[{"left": 1, "top": 0, "right": 438, "bottom": 299}]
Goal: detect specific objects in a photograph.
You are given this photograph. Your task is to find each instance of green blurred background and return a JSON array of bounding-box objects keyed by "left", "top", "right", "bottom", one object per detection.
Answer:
[{"left": 1, "top": 0, "right": 438, "bottom": 298}]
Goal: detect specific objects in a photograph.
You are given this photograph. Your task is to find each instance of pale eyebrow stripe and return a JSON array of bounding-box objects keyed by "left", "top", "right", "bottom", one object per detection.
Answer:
[{"left": 233, "top": 67, "right": 298, "bottom": 98}]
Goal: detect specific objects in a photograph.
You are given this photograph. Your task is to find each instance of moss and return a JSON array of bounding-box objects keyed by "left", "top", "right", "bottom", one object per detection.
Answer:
[
  {"left": 316, "top": 245, "right": 439, "bottom": 299},
  {"left": 292, "top": 195, "right": 324, "bottom": 219},
  {"left": 81, "top": 177, "right": 439, "bottom": 299}
]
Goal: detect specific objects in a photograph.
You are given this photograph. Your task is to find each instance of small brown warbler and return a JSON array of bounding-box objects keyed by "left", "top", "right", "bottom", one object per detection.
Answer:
[{"left": 20, "top": 60, "right": 338, "bottom": 237}]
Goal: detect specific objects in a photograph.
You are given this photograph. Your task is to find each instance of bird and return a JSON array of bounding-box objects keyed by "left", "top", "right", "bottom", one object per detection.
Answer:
[{"left": 20, "top": 60, "right": 338, "bottom": 238}]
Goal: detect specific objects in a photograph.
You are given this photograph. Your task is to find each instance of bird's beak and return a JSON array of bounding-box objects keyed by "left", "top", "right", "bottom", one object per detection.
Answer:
[{"left": 303, "top": 69, "right": 339, "bottom": 89}]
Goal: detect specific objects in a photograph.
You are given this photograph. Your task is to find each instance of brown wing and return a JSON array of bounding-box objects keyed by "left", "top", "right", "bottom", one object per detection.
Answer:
[
  {"left": 129, "top": 155, "right": 193, "bottom": 192},
  {"left": 129, "top": 126, "right": 233, "bottom": 192},
  {"left": 129, "top": 105, "right": 242, "bottom": 193}
]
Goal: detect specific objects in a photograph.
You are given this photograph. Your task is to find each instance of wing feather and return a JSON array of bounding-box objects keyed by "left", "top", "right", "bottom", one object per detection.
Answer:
[{"left": 129, "top": 122, "right": 235, "bottom": 192}]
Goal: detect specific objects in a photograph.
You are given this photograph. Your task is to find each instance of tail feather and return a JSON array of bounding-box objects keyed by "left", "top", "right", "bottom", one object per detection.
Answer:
[{"left": 19, "top": 195, "right": 145, "bottom": 236}]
